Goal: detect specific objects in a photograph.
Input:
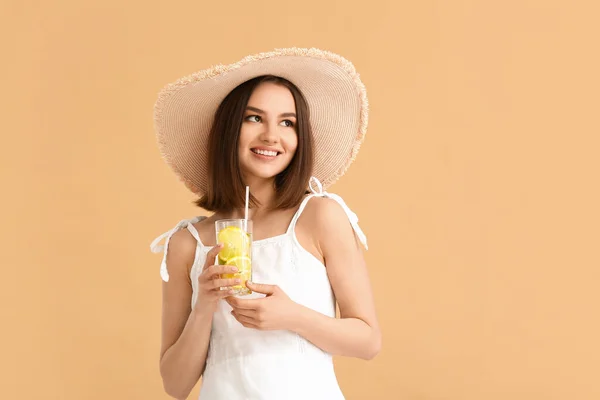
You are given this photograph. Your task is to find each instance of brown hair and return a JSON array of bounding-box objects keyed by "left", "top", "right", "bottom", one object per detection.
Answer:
[{"left": 195, "top": 75, "right": 314, "bottom": 213}]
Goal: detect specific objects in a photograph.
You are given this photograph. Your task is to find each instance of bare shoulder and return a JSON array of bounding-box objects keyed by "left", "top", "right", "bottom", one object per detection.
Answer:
[
  {"left": 165, "top": 227, "right": 198, "bottom": 281},
  {"left": 303, "top": 197, "right": 355, "bottom": 234},
  {"left": 300, "top": 196, "right": 361, "bottom": 256},
  {"left": 192, "top": 215, "right": 217, "bottom": 246}
]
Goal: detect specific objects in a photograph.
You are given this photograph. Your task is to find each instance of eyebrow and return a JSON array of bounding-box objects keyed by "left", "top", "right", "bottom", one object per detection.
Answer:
[{"left": 245, "top": 106, "right": 296, "bottom": 118}]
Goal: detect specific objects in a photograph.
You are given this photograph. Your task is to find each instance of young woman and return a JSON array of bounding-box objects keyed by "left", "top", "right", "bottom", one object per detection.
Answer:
[{"left": 150, "top": 48, "right": 380, "bottom": 400}]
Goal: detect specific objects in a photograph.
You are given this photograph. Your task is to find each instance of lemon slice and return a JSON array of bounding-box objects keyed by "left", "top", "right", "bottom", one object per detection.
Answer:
[
  {"left": 221, "top": 256, "right": 252, "bottom": 285},
  {"left": 225, "top": 256, "right": 252, "bottom": 272},
  {"left": 217, "top": 226, "right": 251, "bottom": 261}
]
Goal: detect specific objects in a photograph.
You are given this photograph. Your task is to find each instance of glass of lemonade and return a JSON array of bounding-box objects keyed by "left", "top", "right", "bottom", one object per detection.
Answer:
[{"left": 215, "top": 219, "right": 253, "bottom": 296}]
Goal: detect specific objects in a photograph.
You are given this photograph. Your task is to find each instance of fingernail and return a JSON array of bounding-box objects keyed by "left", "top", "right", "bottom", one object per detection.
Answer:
[
  {"left": 247, "top": 280, "right": 253, "bottom": 285},
  {"left": 234, "top": 279, "right": 241, "bottom": 283},
  {"left": 230, "top": 267, "right": 238, "bottom": 272}
]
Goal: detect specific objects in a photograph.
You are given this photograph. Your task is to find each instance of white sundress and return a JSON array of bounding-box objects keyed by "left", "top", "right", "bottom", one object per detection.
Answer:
[{"left": 150, "top": 177, "right": 368, "bottom": 400}]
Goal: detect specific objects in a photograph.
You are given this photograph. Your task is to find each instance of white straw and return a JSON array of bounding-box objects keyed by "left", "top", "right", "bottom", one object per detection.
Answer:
[{"left": 244, "top": 186, "right": 249, "bottom": 222}]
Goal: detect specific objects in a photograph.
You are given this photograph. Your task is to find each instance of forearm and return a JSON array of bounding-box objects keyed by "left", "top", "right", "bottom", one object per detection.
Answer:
[
  {"left": 160, "top": 307, "right": 214, "bottom": 399},
  {"left": 292, "top": 305, "right": 381, "bottom": 360}
]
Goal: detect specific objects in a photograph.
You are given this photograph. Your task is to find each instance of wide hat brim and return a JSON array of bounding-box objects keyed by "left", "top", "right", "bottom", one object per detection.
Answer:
[{"left": 153, "top": 47, "right": 369, "bottom": 195}]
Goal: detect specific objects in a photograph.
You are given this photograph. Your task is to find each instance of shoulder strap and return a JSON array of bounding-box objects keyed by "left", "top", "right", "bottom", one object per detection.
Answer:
[
  {"left": 285, "top": 193, "right": 318, "bottom": 235},
  {"left": 286, "top": 177, "right": 368, "bottom": 250},
  {"left": 185, "top": 222, "right": 202, "bottom": 244},
  {"left": 150, "top": 216, "right": 206, "bottom": 282}
]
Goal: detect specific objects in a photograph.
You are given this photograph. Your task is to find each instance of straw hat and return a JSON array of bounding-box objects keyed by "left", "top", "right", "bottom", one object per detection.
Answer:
[{"left": 153, "top": 47, "right": 369, "bottom": 195}]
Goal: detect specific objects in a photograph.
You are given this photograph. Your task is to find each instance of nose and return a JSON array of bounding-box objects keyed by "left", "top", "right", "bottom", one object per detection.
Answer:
[{"left": 259, "top": 121, "right": 280, "bottom": 144}]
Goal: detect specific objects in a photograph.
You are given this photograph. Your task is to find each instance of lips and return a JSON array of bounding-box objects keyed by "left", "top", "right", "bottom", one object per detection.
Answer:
[{"left": 251, "top": 148, "right": 280, "bottom": 157}]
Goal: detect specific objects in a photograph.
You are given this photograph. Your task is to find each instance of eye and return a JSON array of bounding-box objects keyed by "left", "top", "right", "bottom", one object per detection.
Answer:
[
  {"left": 280, "top": 120, "right": 295, "bottom": 127},
  {"left": 245, "top": 115, "right": 261, "bottom": 123}
]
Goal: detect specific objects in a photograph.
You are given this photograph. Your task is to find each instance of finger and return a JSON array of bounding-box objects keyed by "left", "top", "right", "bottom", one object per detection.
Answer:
[
  {"left": 201, "top": 264, "right": 239, "bottom": 282},
  {"left": 202, "top": 244, "right": 224, "bottom": 270},
  {"left": 211, "top": 278, "right": 241, "bottom": 289},
  {"left": 225, "top": 297, "right": 258, "bottom": 310},
  {"left": 232, "top": 311, "right": 260, "bottom": 329},
  {"left": 201, "top": 284, "right": 233, "bottom": 295},
  {"left": 246, "top": 281, "right": 278, "bottom": 295},
  {"left": 203, "top": 286, "right": 236, "bottom": 296},
  {"left": 230, "top": 308, "right": 256, "bottom": 318},
  {"left": 216, "top": 288, "right": 236, "bottom": 297}
]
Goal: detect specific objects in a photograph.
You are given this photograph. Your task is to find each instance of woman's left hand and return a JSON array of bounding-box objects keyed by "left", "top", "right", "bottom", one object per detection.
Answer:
[{"left": 225, "top": 282, "right": 301, "bottom": 331}]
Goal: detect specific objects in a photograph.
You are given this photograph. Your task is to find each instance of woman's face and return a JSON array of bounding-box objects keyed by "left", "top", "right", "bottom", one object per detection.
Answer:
[{"left": 238, "top": 81, "right": 298, "bottom": 182}]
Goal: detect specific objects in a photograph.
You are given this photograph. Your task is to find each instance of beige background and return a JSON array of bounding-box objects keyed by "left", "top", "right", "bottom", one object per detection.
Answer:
[{"left": 1, "top": 0, "right": 599, "bottom": 399}]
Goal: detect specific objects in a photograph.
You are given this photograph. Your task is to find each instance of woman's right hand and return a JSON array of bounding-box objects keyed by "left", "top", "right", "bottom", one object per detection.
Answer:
[{"left": 194, "top": 244, "right": 241, "bottom": 314}]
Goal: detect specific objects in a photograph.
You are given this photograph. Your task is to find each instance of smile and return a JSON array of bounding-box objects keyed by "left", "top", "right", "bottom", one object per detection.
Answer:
[{"left": 251, "top": 148, "right": 279, "bottom": 157}]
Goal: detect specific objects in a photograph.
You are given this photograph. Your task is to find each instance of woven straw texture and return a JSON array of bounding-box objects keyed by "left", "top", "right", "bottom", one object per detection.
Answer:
[{"left": 153, "top": 47, "right": 369, "bottom": 195}]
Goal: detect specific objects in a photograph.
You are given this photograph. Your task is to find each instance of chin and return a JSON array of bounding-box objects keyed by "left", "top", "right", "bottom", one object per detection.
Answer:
[
  {"left": 241, "top": 159, "right": 291, "bottom": 181},
  {"left": 248, "top": 168, "right": 285, "bottom": 180}
]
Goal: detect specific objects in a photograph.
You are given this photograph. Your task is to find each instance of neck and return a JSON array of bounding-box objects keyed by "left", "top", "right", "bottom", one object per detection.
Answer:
[{"left": 229, "top": 176, "right": 277, "bottom": 220}]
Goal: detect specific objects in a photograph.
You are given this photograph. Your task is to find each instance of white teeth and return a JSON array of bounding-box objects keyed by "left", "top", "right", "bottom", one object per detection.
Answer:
[{"left": 252, "top": 149, "right": 278, "bottom": 157}]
